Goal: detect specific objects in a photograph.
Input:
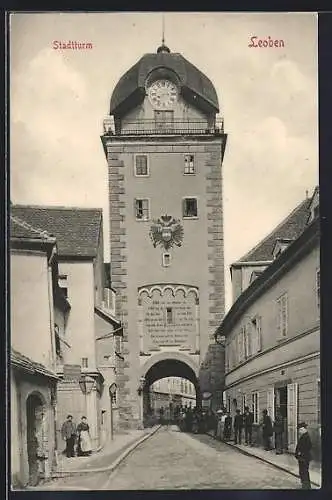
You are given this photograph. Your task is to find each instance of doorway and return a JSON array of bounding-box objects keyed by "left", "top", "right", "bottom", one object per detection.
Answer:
[
  {"left": 26, "top": 393, "right": 46, "bottom": 486},
  {"left": 275, "top": 386, "right": 288, "bottom": 449}
]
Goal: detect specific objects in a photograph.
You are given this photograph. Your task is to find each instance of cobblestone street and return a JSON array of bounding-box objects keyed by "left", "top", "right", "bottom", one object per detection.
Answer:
[
  {"left": 102, "top": 426, "right": 301, "bottom": 490},
  {"left": 29, "top": 426, "right": 316, "bottom": 490}
]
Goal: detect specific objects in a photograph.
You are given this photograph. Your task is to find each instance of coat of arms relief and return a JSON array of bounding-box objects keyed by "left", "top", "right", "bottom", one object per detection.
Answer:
[{"left": 149, "top": 215, "right": 184, "bottom": 251}]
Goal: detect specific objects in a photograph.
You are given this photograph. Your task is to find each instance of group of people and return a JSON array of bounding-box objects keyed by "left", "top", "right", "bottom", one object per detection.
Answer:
[
  {"left": 172, "top": 404, "right": 213, "bottom": 433},
  {"left": 214, "top": 406, "right": 285, "bottom": 451},
  {"left": 215, "top": 406, "right": 313, "bottom": 490},
  {"left": 61, "top": 415, "right": 92, "bottom": 458}
]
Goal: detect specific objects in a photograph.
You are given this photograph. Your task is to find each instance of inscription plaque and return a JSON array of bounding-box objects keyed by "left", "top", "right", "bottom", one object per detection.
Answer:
[{"left": 140, "top": 287, "right": 197, "bottom": 349}]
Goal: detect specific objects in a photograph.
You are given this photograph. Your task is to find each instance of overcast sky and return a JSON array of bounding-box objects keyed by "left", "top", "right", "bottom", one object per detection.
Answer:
[{"left": 10, "top": 12, "right": 318, "bottom": 311}]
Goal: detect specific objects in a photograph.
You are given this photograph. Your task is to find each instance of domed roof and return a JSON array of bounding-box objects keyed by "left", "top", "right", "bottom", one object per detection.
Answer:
[{"left": 110, "top": 47, "right": 219, "bottom": 116}]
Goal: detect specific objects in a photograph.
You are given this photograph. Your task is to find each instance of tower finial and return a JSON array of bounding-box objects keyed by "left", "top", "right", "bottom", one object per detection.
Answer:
[
  {"left": 157, "top": 14, "right": 170, "bottom": 53},
  {"left": 162, "top": 13, "right": 165, "bottom": 45}
]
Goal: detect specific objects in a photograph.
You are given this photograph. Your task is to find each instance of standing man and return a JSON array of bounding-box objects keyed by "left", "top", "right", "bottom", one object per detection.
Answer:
[
  {"left": 295, "top": 422, "right": 312, "bottom": 489},
  {"left": 234, "top": 409, "right": 243, "bottom": 445},
  {"left": 243, "top": 406, "right": 254, "bottom": 446},
  {"left": 61, "top": 414, "right": 76, "bottom": 458},
  {"left": 262, "top": 409, "right": 273, "bottom": 451},
  {"left": 273, "top": 409, "right": 284, "bottom": 455},
  {"left": 224, "top": 412, "right": 232, "bottom": 441}
]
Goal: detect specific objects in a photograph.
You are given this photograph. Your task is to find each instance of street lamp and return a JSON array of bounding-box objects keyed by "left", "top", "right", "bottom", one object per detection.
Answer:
[
  {"left": 137, "top": 376, "right": 146, "bottom": 396},
  {"left": 109, "top": 383, "right": 117, "bottom": 441},
  {"left": 215, "top": 331, "right": 226, "bottom": 346},
  {"left": 137, "top": 376, "right": 146, "bottom": 429},
  {"left": 79, "top": 375, "right": 96, "bottom": 436},
  {"left": 79, "top": 375, "right": 96, "bottom": 395}
]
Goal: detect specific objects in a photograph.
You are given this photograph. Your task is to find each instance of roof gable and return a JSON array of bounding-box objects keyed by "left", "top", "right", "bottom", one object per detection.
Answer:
[{"left": 11, "top": 205, "right": 102, "bottom": 258}]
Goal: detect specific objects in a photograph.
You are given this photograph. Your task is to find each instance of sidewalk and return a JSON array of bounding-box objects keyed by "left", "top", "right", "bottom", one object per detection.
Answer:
[
  {"left": 54, "top": 425, "right": 160, "bottom": 477},
  {"left": 206, "top": 430, "right": 321, "bottom": 488}
]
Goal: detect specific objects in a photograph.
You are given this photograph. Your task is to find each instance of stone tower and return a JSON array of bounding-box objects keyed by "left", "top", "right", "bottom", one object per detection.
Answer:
[{"left": 101, "top": 43, "right": 227, "bottom": 429}]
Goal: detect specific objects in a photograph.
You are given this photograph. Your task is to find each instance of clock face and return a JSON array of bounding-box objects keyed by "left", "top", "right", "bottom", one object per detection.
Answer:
[{"left": 147, "top": 80, "right": 178, "bottom": 109}]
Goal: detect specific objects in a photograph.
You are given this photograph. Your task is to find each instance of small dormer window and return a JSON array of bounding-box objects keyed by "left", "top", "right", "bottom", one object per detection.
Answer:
[{"left": 272, "top": 239, "right": 293, "bottom": 260}]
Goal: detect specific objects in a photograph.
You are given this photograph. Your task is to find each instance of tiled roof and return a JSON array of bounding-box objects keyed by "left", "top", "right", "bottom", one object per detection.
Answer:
[
  {"left": 236, "top": 198, "right": 312, "bottom": 263},
  {"left": 11, "top": 349, "right": 59, "bottom": 380},
  {"left": 11, "top": 205, "right": 102, "bottom": 258},
  {"left": 10, "top": 214, "right": 55, "bottom": 241}
]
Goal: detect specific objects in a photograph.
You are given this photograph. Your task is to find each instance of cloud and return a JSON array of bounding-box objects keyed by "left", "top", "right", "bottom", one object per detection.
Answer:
[
  {"left": 11, "top": 48, "right": 89, "bottom": 147},
  {"left": 10, "top": 48, "right": 108, "bottom": 210}
]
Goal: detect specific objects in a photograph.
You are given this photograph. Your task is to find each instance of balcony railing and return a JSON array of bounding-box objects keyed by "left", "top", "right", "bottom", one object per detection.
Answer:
[{"left": 103, "top": 116, "right": 224, "bottom": 137}]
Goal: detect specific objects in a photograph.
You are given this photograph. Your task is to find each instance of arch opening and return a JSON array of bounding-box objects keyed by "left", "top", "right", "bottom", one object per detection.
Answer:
[
  {"left": 141, "top": 358, "right": 201, "bottom": 427},
  {"left": 26, "top": 392, "right": 47, "bottom": 486}
]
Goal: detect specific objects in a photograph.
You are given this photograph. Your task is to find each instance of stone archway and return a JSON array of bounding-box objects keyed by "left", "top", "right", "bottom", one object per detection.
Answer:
[
  {"left": 26, "top": 392, "right": 47, "bottom": 486},
  {"left": 140, "top": 353, "right": 201, "bottom": 426}
]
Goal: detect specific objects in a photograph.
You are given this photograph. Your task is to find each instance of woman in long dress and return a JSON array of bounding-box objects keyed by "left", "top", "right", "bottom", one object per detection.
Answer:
[{"left": 77, "top": 416, "right": 92, "bottom": 456}]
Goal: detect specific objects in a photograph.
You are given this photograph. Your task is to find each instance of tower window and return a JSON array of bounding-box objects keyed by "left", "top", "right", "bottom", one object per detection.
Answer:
[
  {"left": 135, "top": 155, "right": 149, "bottom": 176},
  {"left": 183, "top": 198, "right": 198, "bottom": 218},
  {"left": 154, "top": 110, "right": 174, "bottom": 131},
  {"left": 135, "top": 198, "right": 150, "bottom": 221},
  {"left": 166, "top": 307, "right": 173, "bottom": 324},
  {"left": 184, "top": 155, "right": 195, "bottom": 174},
  {"left": 82, "top": 357, "right": 88, "bottom": 368},
  {"left": 162, "top": 253, "right": 171, "bottom": 267}
]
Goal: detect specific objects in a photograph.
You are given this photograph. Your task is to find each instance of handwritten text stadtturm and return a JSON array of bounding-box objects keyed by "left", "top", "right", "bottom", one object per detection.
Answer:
[
  {"left": 248, "top": 36, "right": 285, "bottom": 48},
  {"left": 53, "top": 41, "right": 93, "bottom": 50}
]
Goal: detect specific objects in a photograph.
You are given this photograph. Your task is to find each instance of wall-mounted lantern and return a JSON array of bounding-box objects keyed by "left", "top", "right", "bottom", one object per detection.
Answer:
[
  {"left": 215, "top": 331, "right": 226, "bottom": 346},
  {"left": 79, "top": 375, "right": 96, "bottom": 395},
  {"left": 137, "top": 376, "right": 146, "bottom": 396}
]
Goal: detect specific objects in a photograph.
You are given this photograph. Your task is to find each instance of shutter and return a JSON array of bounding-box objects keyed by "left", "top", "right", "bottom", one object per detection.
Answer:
[
  {"left": 284, "top": 295, "right": 288, "bottom": 336},
  {"left": 267, "top": 387, "right": 275, "bottom": 422},
  {"left": 277, "top": 298, "right": 281, "bottom": 337},
  {"left": 182, "top": 198, "right": 186, "bottom": 217},
  {"left": 232, "top": 339, "right": 236, "bottom": 367},
  {"left": 257, "top": 316, "right": 262, "bottom": 352},
  {"left": 243, "top": 326, "right": 247, "bottom": 359},
  {"left": 251, "top": 320, "right": 257, "bottom": 354},
  {"left": 256, "top": 392, "right": 260, "bottom": 424},
  {"left": 241, "top": 329, "right": 245, "bottom": 361},
  {"left": 245, "top": 323, "right": 251, "bottom": 357},
  {"left": 238, "top": 333, "right": 242, "bottom": 362},
  {"left": 287, "top": 382, "right": 298, "bottom": 453}
]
